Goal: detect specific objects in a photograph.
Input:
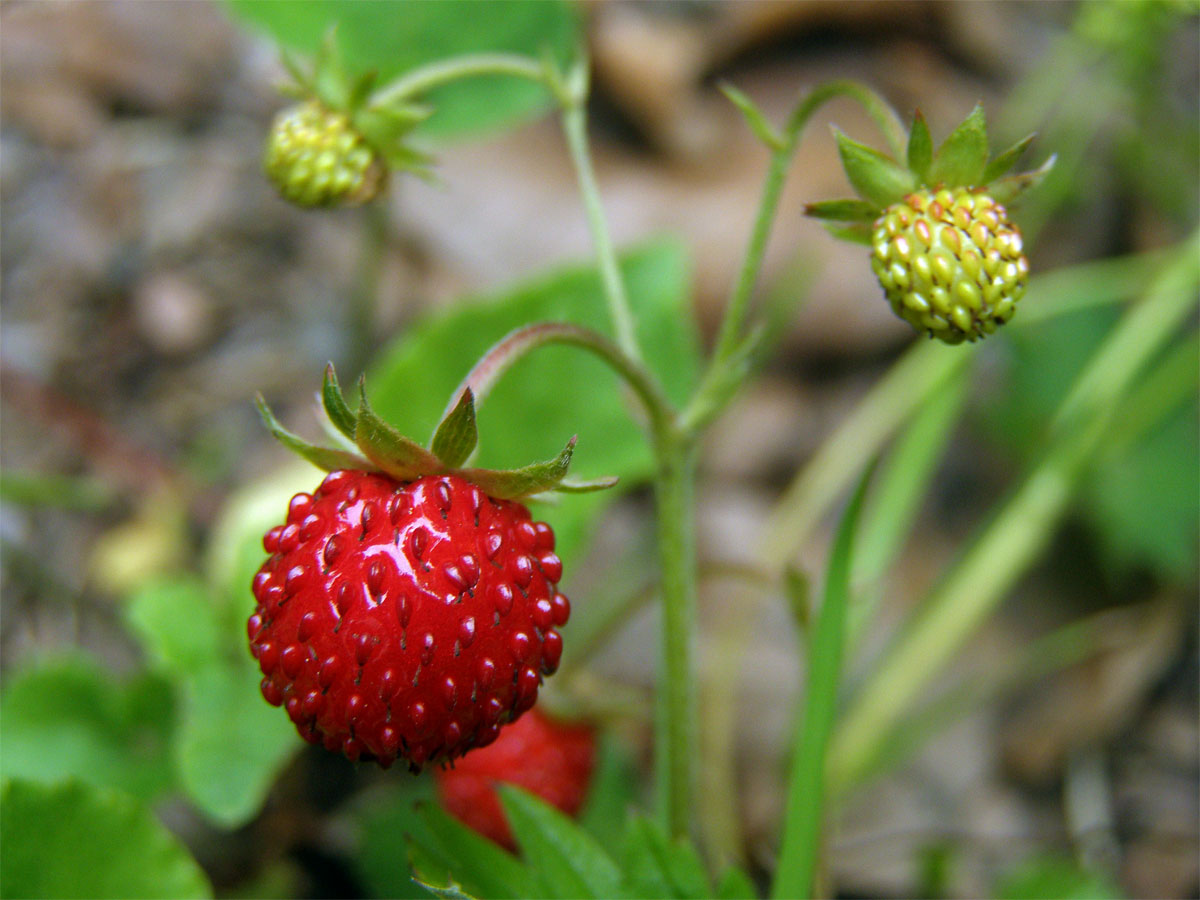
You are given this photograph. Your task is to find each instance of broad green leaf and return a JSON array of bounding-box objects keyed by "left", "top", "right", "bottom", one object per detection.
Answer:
[
  {"left": 366, "top": 239, "right": 698, "bottom": 568},
  {"left": 431, "top": 388, "right": 479, "bottom": 468},
  {"left": 802, "top": 199, "right": 879, "bottom": 222},
  {"left": 928, "top": 104, "right": 989, "bottom": 187},
  {"left": 498, "top": 785, "right": 623, "bottom": 899},
  {"left": 995, "top": 855, "right": 1123, "bottom": 900},
  {"left": 0, "top": 656, "right": 175, "bottom": 803},
  {"left": 906, "top": 109, "right": 933, "bottom": 182},
  {"left": 411, "top": 803, "right": 536, "bottom": 899},
  {"left": 351, "top": 782, "right": 439, "bottom": 900},
  {"left": 227, "top": 0, "right": 580, "bottom": 141},
  {"left": 0, "top": 778, "right": 211, "bottom": 899},
  {"left": 126, "top": 576, "right": 222, "bottom": 672},
  {"left": 715, "top": 866, "right": 758, "bottom": 900},
  {"left": 834, "top": 129, "right": 915, "bottom": 208}
]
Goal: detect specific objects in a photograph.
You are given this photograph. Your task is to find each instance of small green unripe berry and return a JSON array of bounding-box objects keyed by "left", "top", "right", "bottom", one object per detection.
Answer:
[
  {"left": 871, "top": 188, "right": 1029, "bottom": 344},
  {"left": 264, "top": 101, "right": 386, "bottom": 208}
]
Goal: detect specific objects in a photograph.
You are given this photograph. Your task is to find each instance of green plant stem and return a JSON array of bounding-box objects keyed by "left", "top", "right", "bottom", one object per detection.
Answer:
[
  {"left": 560, "top": 103, "right": 642, "bottom": 364},
  {"left": 654, "top": 437, "right": 699, "bottom": 841},
  {"left": 828, "top": 237, "right": 1199, "bottom": 793},
  {"left": 370, "top": 53, "right": 549, "bottom": 107}
]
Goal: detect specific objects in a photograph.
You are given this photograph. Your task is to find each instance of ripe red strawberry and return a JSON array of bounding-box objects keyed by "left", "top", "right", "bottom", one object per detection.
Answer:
[
  {"left": 434, "top": 707, "right": 596, "bottom": 850},
  {"left": 248, "top": 365, "right": 613, "bottom": 770}
]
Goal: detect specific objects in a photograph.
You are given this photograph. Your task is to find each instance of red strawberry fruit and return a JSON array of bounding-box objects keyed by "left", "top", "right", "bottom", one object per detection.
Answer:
[
  {"left": 434, "top": 707, "right": 596, "bottom": 850},
  {"left": 249, "top": 366, "right": 613, "bottom": 770}
]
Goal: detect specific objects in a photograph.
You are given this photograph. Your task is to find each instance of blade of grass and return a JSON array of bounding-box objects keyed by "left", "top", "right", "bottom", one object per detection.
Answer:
[{"left": 771, "top": 462, "right": 874, "bottom": 900}]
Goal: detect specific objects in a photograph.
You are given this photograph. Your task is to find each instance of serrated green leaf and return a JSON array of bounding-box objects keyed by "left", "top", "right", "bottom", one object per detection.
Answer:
[
  {"left": 498, "top": 785, "right": 623, "bottom": 899},
  {"left": 906, "top": 109, "right": 933, "bottom": 182},
  {"left": 322, "top": 364, "right": 358, "bottom": 440},
  {"left": 459, "top": 437, "right": 574, "bottom": 500},
  {"left": 719, "top": 82, "right": 783, "bottom": 150},
  {"left": 431, "top": 388, "right": 479, "bottom": 468},
  {"left": 0, "top": 778, "right": 212, "bottom": 899},
  {"left": 715, "top": 865, "right": 758, "bottom": 900},
  {"left": 227, "top": 0, "right": 580, "bottom": 142},
  {"left": 355, "top": 381, "right": 445, "bottom": 480},
  {"left": 988, "top": 154, "right": 1057, "bottom": 205},
  {"left": 834, "top": 129, "right": 915, "bottom": 208},
  {"left": 803, "top": 199, "right": 879, "bottom": 222},
  {"left": 928, "top": 103, "right": 989, "bottom": 187},
  {"left": 0, "top": 656, "right": 176, "bottom": 804},
  {"left": 410, "top": 803, "right": 535, "bottom": 899},
  {"left": 256, "top": 394, "right": 369, "bottom": 472},
  {"left": 983, "top": 132, "right": 1036, "bottom": 183}
]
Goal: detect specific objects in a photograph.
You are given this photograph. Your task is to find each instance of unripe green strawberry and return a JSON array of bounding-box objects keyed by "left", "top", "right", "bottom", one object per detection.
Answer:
[
  {"left": 264, "top": 101, "right": 386, "bottom": 208},
  {"left": 870, "top": 188, "right": 1029, "bottom": 344}
]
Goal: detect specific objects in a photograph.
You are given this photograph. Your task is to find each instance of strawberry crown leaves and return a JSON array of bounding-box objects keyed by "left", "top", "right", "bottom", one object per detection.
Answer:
[
  {"left": 256, "top": 364, "right": 616, "bottom": 501},
  {"left": 809, "top": 104, "right": 1055, "bottom": 228}
]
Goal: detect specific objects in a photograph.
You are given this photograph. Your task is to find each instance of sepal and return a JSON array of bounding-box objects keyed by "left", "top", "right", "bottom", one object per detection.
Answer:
[
  {"left": 927, "top": 103, "right": 988, "bottom": 188},
  {"left": 321, "top": 364, "right": 358, "bottom": 440},
  {"left": 354, "top": 380, "right": 446, "bottom": 480},
  {"left": 430, "top": 389, "right": 479, "bottom": 469},
  {"left": 834, "top": 129, "right": 915, "bottom": 208},
  {"left": 804, "top": 198, "right": 880, "bottom": 222},
  {"left": 988, "top": 153, "right": 1057, "bottom": 205},
  {"left": 983, "top": 132, "right": 1037, "bottom": 183},
  {"left": 720, "top": 82, "right": 784, "bottom": 151},
  {"left": 906, "top": 109, "right": 933, "bottom": 183},
  {"left": 255, "top": 395, "right": 369, "bottom": 472},
  {"left": 823, "top": 222, "right": 874, "bottom": 245},
  {"left": 459, "top": 438, "right": 577, "bottom": 501}
]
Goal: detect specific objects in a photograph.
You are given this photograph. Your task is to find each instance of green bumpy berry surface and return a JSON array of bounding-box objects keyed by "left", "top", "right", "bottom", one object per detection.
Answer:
[
  {"left": 871, "top": 188, "right": 1029, "bottom": 344},
  {"left": 264, "top": 101, "right": 386, "bottom": 208}
]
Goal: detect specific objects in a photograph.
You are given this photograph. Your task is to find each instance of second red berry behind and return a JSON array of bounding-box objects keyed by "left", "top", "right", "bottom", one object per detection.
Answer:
[{"left": 249, "top": 470, "right": 570, "bottom": 771}]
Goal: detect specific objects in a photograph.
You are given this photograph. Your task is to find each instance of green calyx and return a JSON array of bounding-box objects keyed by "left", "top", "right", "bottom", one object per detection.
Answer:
[
  {"left": 264, "top": 29, "right": 432, "bottom": 208},
  {"left": 255, "top": 365, "right": 617, "bottom": 501},
  {"left": 806, "top": 104, "right": 1054, "bottom": 343}
]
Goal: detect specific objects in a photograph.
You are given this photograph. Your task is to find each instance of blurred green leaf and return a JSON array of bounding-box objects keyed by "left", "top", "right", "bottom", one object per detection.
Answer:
[
  {"left": 412, "top": 802, "right": 536, "bottom": 899},
  {"left": 498, "top": 785, "right": 623, "bottom": 899},
  {"left": 577, "top": 734, "right": 640, "bottom": 849},
  {"left": 125, "top": 575, "right": 298, "bottom": 828},
  {"left": 227, "top": 0, "right": 579, "bottom": 140},
  {"left": 0, "top": 656, "right": 176, "bottom": 803},
  {"left": 715, "top": 866, "right": 758, "bottom": 899},
  {"left": 367, "top": 239, "right": 698, "bottom": 567},
  {"left": 351, "top": 782, "right": 438, "bottom": 899},
  {"left": 995, "top": 855, "right": 1123, "bottom": 900},
  {"left": 0, "top": 778, "right": 211, "bottom": 899},
  {"left": 622, "top": 816, "right": 711, "bottom": 899}
]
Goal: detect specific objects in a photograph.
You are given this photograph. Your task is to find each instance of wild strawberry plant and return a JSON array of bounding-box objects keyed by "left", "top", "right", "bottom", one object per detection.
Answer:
[{"left": 1, "top": 3, "right": 1195, "bottom": 899}]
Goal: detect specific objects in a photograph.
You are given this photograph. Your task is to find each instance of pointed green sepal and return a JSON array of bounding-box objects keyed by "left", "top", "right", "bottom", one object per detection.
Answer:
[
  {"left": 354, "top": 379, "right": 445, "bottom": 481},
  {"left": 256, "top": 394, "right": 370, "bottom": 472},
  {"left": 312, "top": 26, "right": 352, "bottom": 111},
  {"left": 321, "top": 364, "right": 358, "bottom": 440},
  {"left": 720, "top": 82, "right": 785, "bottom": 151},
  {"left": 430, "top": 388, "right": 479, "bottom": 469},
  {"left": 459, "top": 437, "right": 576, "bottom": 500},
  {"left": 906, "top": 109, "right": 933, "bottom": 183},
  {"left": 346, "top": 69, "right": 378, "bottom": 114},
  {"left": 279, "top": 47, "right": 313, "bottom": 93},
  {"left": 927, "top": 103, "right": 989, "bottom": 188},
  {"left": 988, "top": 153, "right": 1057, "bottom": 205},
  {"left": 804, "top": 198, "right": 880, "bottom": 222},
  {"left": 983, "top": 132, "right": 1037, "bottom": 183},
  {"left": 552, "top": 475, "right": 620, "bottom": 493},
  {"left": 834, "top": 129, "right": 915, "bottom": 208},
  {"left": 824, "top": 222, "right": 874, "bottom": 245}
]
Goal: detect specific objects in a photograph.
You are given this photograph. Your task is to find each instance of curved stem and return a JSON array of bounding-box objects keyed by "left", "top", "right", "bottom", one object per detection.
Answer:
[
  {"left": 442, "top": 322, "right": 675, "bottom": 445},
  {"left": 561, "top": 102, "right": 643, "bottom": 363},
  {"left": 370, "top": 52, "right": 550, "bottom": 107}
]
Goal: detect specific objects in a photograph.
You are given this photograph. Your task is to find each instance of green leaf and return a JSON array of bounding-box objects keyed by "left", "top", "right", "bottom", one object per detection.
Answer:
[
  {"left": 577, "top": 735, "right": 639, "bottom": 849},
  {"left": 431, "top": 388, "right": 479, "bottom": 468},
  {"left": 802, "top": 199, "right": 879, "bottom": 222},
  {"left": 906, "top": 109, "right": 933, "bottom": 182},
  {"left": 621, "top": 816, "right": 717, "bottom": 899},
  {"left": 715, "top": 865, "right": 758, "bottom": 900},
  {"left": 459, "top": 437, "right": 574, "bottom": 500},
  {"left": 771, "top": 462, "right": 874, "bottom": 900},
  {"left": 995, "top": 855, "right": 1123, "bottom": 900},
  {"left": 366, "top": 239, "right": 698, "bottom": 568},
  {"left": 322, "top": 363, "right": 358, "bottom": 440},
  {"left": 927, "top": 103, "right": 989, "bottom": 187},
  {"left": 411, "top": 803, "right": 535, "bottom": 899},
  {"left": 0, "top": 656, "right": 176, "bottom": 803},
  {"left": 350, "top": 781, "right": 439, "bottom": 899},
  {"left": 124, "top": 576, "right": 298, "bottom": 828},
  {"left": 0, "top": 778, "right": 211, "bottom": 899},
  {"left": 833, "top": 129, "right": 915, "bottom": 208},
  {"left": 498, "top": 785, "right": 623, "bottom": 899},
  {"left": 355, "top": 380, "right": 446, "bottom": 480},
  {"left": 256, "top": 394, "right": 368, "bottom": 472},
  {"left": 983, "top": 132, "right": 1036, "bottom": 183},
  {"left": 719, "top": 82, "right": 783, "bottom": 150},
  {"left": 227, "top": 0, "right": 580, "bottom": 141}
]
